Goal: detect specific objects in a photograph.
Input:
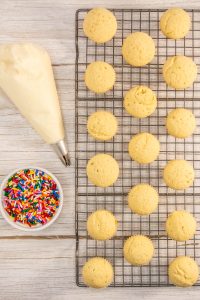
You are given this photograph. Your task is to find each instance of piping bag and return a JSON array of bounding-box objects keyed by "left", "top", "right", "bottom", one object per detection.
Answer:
[{"left": 0, "top": 43, "right": 70, "bottom": 166}]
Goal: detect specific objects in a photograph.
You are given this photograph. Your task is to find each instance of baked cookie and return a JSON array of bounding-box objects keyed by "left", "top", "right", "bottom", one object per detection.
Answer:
[
  {"left": 123, "top": 235, "right": 154, "bottom": 265},
  {"left": 87, "top": 111, "right": 117, "bottom": 141},
  {"left": 124, "top": 85, "right": 157, "bottom": 118},
  {"left": 83, "top": 8, "right": 117, "bottom": 44},
  {"left": 163, "top": 55, "right": 197, "bottom": 89},
  {"left": 87, "top": 210, "right": 118, "bottom": 240},
  {"left": 160, "top": 8, "right": 191, "bottom": 39},
  {"left": 128, "top": 133, "right": 160, "bottom": 164},
  {"left": 85, "top": 61, "right": 116, "bottom": 93},
  {"left": 166, "top": 210, "right": 196, "bottom": 241},
  {"left": 169, "top": 256, "right": 199, "bottom": 287},
  {"left": 163, "top": 160, "right": 195, "bottom": 190},
  {"left": 86, "top": 154, "right": 119, "bottom": 187},
  {"left": 122, "top": 32, "right": 155, "bottom": 67},
  {"left": 166, "top": 108, "right": 196, "bottom": 138},
  {"left": 82, "top": 257, "right": 114, "bottom": 288},
  {"left": 128, "top": 184, "right": 159, "bottom": 216}
]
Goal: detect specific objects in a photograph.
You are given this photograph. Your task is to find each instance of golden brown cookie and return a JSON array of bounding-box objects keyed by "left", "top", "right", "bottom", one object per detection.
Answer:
[
  {"left": 87, "top": 210, "right": 118, "bottom": 240},
  {"left": 166, "top": 108, "right": 196, "bottom": 138},
  {"left": 87, "top": 111, "right": 118, "bottom": 140},
  {"left": 86, "top": 154, "right": 119, "bottom": 187},
  {"left": 84, "top": 61, "right": 116, "bottom": 93},
  {"left": 124, "top": 85, "right": 157, "bottom": 118},
  {"left": 160, "top": 8, "right": 191, "bottom": 39},
  {"left": 122, "top": 32, "right": 155, "bottom": 67},
  {"left": 128, "top": 184, "right": 159, "bottom": 215},
  {"left": 163, "top": 55, "right": 197, "bottom": 89},
  {"left": 83, "top": 8, "right": 117, "bottom": 43},
  {"left": 169, "top": 256, "right": 199, "bottom": 287},
  {"left": 82, "top": 257, "right": 114, "bottom": 288},
  {"left": 166, "top": 210, "right": 196, "bottom": 241},
  {"left": 163, "top": 160, "right": 195, "bottom": 190},
  {"left": 123, "top": 235, "right": 154, "bottom": 265},
  {"left": 128, "top": 133, "right": 160, "bottom": 164}
]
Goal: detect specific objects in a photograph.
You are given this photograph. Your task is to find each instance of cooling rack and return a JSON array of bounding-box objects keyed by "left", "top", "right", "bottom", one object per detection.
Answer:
[{"left": 75, "top": 9, "right": 200, "bottom": 287}]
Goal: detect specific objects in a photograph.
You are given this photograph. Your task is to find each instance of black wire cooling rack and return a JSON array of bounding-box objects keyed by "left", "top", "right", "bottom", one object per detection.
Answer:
[{"left": 75, "top": 9, "right": 200, "bottom": 287}]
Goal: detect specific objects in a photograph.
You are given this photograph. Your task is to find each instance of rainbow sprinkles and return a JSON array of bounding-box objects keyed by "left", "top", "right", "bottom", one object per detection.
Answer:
[{"left": 2, "top": 168, "right": 60, "bottom": 227}]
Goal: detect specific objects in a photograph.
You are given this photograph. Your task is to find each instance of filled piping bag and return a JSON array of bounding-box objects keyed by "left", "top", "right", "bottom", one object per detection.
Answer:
[{"left": 0, "top": 43, "right": 70, "bottom": 166}]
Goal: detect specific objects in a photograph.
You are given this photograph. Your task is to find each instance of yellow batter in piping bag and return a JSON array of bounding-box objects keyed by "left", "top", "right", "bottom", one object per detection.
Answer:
[{"left": 0, "top": 43, "right": 70, "bottom": 166}]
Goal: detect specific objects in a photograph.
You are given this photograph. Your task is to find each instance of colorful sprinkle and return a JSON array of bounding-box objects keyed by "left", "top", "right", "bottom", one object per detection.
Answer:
[{"left": 2, "top": 169, "right": 60, "bottom": 227}]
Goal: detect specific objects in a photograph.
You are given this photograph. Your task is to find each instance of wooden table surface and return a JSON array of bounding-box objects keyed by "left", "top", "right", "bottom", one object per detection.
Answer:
[{"left": 0, "top": 0, "right": 200, "bottom": 299}]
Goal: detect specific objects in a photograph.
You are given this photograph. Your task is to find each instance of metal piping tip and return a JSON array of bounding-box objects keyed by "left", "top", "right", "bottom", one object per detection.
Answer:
[
  {"left": 62, "top": 152, "right": 71, "bottom": 166},
  {"left": 52, "top": 139, "right": 71, "bottom": 167}
]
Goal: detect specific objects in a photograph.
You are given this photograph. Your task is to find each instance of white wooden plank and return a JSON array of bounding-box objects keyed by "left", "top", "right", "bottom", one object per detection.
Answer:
[{"left": 0, "top": 239, "right": 74, "bottom": 299}]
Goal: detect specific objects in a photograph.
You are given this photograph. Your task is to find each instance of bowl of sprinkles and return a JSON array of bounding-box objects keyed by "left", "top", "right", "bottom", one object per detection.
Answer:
[{"left": 0, "top": 167, "right": 63, "bottom": 231}]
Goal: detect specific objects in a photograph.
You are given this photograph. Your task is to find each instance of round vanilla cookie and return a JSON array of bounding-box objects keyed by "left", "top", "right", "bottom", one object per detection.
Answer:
[
  {"left": 123, "top": 235, "right": 154, "bottom": 265},
  {"left": 122, "top": 32, "right": 155, "bottom": 67},
  {"left": 128, "top": 184, "right": 159, "bottom": 216},
  {"left": 83, "top": 8, "right": 117, "bottom": 44},
  {"left": 82, "top": 257, "right": 113, "bottom": 288},
  {"left": 163, "top": 55, "right": 197, "bottom": 89},
  {"left": 128, "top": 133, "right": 160, "bottom": 164},
  {"left": 169, "top": 256, "right": 199, "bottom": 287},
  {"left": 86, "top": 154, "right": 119, "bottom": 187},
  {"left": 87, "top": 210, "right": 118, "bottom": 240},
  {"left": 84, "top": 61, "right": 116, "bottom": 94},
  {"left": 166, "top": 210, "right": 196, "bottom": 241},
  {"left": 163, "top": 160, "right": 195, "bottom": 190},
  {"left": 124, "top": 85, "right": 157, "bottom": 118},
  {"left": 166, "top": 108, "right": 196, "bottom": 138},
  {"left": 87, "top": 111, "right": 118, "bottom": 141},
  {"left": 160, "top": 8, "right": 191, "bottom": 39}
]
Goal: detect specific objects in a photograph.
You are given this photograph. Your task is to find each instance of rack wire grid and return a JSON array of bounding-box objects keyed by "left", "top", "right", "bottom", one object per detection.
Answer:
[{"left": 75, "top": 8, "right": 200, "bottom": 287}]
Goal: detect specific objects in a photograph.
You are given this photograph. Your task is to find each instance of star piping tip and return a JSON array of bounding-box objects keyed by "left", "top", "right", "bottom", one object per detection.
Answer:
[{"left": 63, "top": 153, "right": 71, "bottom": 167}]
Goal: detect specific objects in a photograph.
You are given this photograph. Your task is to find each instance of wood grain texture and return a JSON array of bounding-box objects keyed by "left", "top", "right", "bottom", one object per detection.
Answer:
[{"left": 0, "top": 0, "right": 200, "bottom": 298}]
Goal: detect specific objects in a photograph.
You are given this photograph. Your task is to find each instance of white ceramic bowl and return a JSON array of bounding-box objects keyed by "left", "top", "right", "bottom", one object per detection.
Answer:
[{"left": 0, "top": 166, "right": 63, "bottom": 232}]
